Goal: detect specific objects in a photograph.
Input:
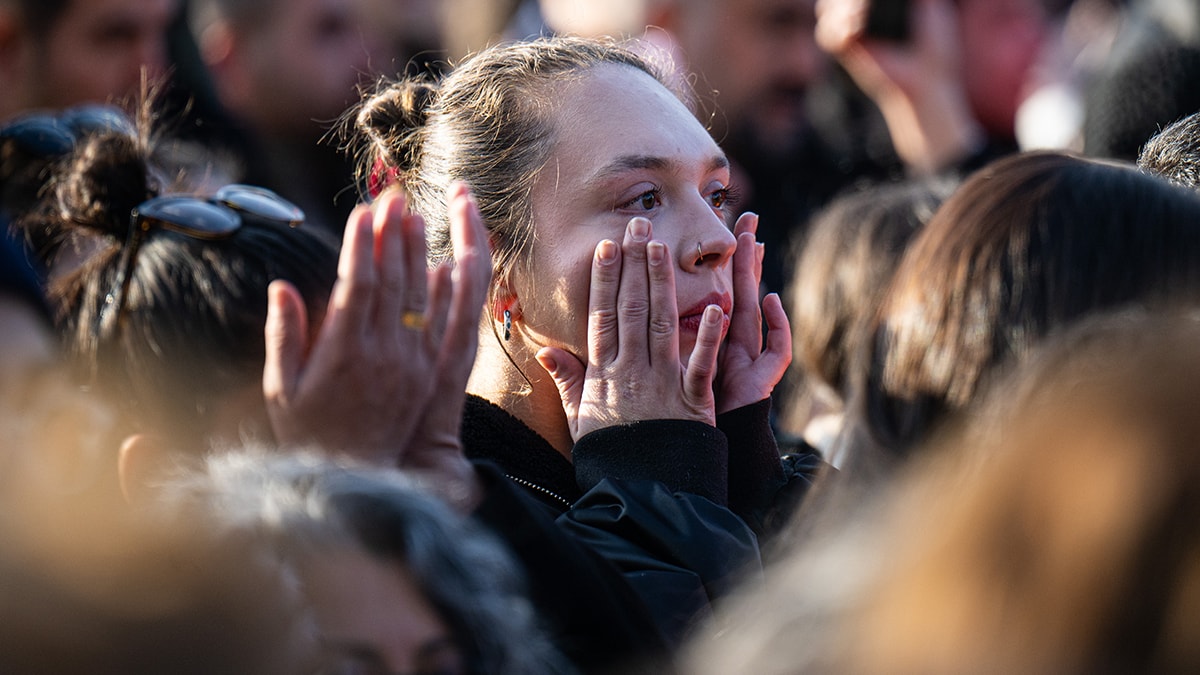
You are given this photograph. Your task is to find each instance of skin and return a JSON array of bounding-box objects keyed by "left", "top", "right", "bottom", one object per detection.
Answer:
[
  {"left": 300, "top": 547, "right": 466, "bottom": 675},
  {"left": 815, "top": 0, "right": 1048, "bottom": 171},
  {"left": 1, "top": 0, "right": 178, "bottom": 117},
  {"left": 265, "top": 185, "right": 491, "bottom": 510},
  {"left": 470, "top": 63, "right": 791, "bottom": 456}
]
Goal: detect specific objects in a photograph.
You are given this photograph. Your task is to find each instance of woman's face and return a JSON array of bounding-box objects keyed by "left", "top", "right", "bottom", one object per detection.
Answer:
[
  {"left": 304, "top": 546, "right": 465, "bottom": 675},
  {"left": 518, "top": 63, "right": 738, "bottom": 361}
]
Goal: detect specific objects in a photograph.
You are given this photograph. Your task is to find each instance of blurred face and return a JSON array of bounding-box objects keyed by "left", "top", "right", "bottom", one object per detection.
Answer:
[
  {"left": 241, "top": 0, "right": 383, "bottom": 137},
  {"left": 0, "top": 295, "right": 116, "bottom": 496},
  {"left": 958, "top": 0, "right": 1049, "bottom": 139},
  {"left": 31, "top": 0, "right": 177, "bottom": 111},
  {"left": 304, "top": 547, "right": 465, "bottom": 675},
  {"left": 518, "top": 64, "right": 738, "bottom": 363},
  {"left": 674, "top": 0, "right": 824, "bottom": 152}
]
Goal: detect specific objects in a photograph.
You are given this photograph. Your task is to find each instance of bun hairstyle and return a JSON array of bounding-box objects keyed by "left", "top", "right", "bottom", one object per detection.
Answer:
[
  {"left": 345, "top": 36, "right": 681, "bottom": 284},
  {"left": 33, "top": 111, "right": 339, "bottom": 444}
]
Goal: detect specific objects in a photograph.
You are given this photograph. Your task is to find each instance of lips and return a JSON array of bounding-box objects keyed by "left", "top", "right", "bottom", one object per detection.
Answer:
[{"left": 678, "top": 291, "right": 733, "bottom": 333}]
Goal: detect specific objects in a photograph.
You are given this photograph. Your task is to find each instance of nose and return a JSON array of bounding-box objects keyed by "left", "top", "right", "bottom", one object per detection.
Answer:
[{"left": 679, "top": 205, "right": 736, "bottom": 273}]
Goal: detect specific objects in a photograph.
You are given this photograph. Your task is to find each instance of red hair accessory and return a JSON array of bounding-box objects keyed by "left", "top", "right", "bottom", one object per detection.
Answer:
[{"left": 367, "top": 157, "right": 401, "bottom": 199}]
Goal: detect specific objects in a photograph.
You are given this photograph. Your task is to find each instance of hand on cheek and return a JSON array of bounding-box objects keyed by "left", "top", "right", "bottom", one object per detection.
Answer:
[{"left": 537, "top": 217, "right": 721, "bottom": 441}]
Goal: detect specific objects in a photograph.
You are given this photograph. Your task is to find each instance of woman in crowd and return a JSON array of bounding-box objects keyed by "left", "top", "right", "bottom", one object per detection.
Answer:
[
  {"left": 349, "top": 34, "right": 809, "bottom": 637},
  {"left": 835, "top": 150, "right": 1200, "bottom": 481},
  {"left": 156, "top": 448, "right": 571, "bottom": 675}
]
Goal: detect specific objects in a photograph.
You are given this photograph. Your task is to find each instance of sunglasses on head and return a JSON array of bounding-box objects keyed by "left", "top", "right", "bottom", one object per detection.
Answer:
[
  {"left": 0, "top": 104, "right": 136, "bottom": 157},
  {"left": 96, "top": 184, "right": 305, "bottom": 338}
]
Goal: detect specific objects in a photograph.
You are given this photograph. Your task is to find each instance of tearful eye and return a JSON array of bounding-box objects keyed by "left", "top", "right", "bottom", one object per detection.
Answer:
[{"left": 639, "top": 192, "right": 657, "bottom": 209}]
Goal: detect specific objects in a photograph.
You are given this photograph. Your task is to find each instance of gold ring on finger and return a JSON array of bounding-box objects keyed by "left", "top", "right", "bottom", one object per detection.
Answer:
[{"left": 401, "top": 310, "right": 426, "bottom": 330}]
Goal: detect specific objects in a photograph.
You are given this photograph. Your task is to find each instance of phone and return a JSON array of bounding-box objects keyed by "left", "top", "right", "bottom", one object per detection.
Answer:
[{"left": 864, "top": 0, "right": 911, "bottom": 42}]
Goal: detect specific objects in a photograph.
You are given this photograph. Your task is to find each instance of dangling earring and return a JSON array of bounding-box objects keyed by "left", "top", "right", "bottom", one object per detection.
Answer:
[{"left": 503, "top": 309, "right": 512, "bottom": 341}]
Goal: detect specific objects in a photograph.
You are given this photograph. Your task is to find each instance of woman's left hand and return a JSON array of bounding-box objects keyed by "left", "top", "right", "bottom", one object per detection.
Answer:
[{"left": 715, "top": 212, "right": 792, "bottom": 414}]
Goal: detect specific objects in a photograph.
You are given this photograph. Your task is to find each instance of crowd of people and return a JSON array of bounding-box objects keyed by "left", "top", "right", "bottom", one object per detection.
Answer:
[{"left": 5, "top": 0, "right": 1200, "bottom": 673}]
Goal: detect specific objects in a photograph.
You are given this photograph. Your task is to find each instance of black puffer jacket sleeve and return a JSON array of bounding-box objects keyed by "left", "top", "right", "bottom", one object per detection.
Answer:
[
  {"left": 718, "top": 399, "right": 827, "bottom": 538},
  {"left": 562, "top": 420, "right": 761, "bottom": 646}
]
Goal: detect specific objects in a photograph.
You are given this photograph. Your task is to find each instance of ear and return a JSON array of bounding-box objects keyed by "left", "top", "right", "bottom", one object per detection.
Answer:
[
  {"left": 489, "top": 284, "right": 521, "bottom": 325},
  {"left": 118, "top": 433, "right": 174, "bottom": 504}
]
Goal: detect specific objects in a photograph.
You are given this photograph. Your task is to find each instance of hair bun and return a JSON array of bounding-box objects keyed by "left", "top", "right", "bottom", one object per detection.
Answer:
[
  {"left": 355, "top": 79, "right": 439, "bottom": 174},
  {"left": 57, "top": 132, "right": 156, "bottom": 239}
]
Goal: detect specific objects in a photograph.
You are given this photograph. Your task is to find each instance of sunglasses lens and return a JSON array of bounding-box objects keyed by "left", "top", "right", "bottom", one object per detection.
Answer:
[
  {"left": 215, "top": 184, "right": 304, "bottom": 226},
  {"left": 0, "top": 116, "right": 74, "bottom": 156},
  {"left": 135, "top": 196, "right": 241, "bottom": 238}
]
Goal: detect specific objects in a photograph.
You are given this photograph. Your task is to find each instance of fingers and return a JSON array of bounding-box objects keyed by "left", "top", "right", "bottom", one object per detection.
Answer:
[
  {"left": 733, "top": 210, "right": 759, "bottom": 238},
  {"left": 729, "top": 221, "right": 764, "bottom": 352},
  {"left": 616, "top": 217, "right": 652, "bottom": 360},
  {"left": 329, "top": 205, "right": 376, "bottom": 339},
  {"left": 587, "top": 238, "right": 622, "bottom": 366},
  {"left": 443, "top": 182, "right": 492, "bottom": 359},
  {"left": 683, "top": 305, "right": 722, "bottom": 404},
  {"left": 399, "top": 193, "right": 429, "bottom": 319},
  {"left": 373, "top": 191, "right": 411, "bottom": 338},
  {"left": 646, "top": 240, "right": 681, "bottom": 367},
  {"left": 761, "top": 292, "right": 793, "bottom": 368},
  {"left": 262, "top": 280, "right": 309, "bottom": 405},
  {"left": 536, "top": 346, "right": 585, "bottom": 436}
]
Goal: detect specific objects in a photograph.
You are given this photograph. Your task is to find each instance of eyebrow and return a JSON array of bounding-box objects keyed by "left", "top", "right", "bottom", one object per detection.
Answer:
[{"left": 586, "top": 153, "right": 730, "bottom": 186}]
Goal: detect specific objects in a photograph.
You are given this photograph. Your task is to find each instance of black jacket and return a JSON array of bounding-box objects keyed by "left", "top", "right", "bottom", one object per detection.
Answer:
[{"left": 461, "top": 395, "right": 821, "bottom": 668}]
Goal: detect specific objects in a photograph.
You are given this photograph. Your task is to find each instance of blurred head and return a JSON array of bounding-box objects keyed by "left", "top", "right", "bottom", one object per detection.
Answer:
[
  {"left": 859, "top": 151, "right": 1200, "bottom": 459},
  {"left": 351, "top": 36, "right": 738, "bottom": 368},
  {"left": 663, "top": 0, "right": 825, "bottom": 154},
  {"left": 158, "top": 449, "right": 567, "bottom": 674},
  {"left": 28, "top": 117, "right": 339, "bottom": 448},
  {"left": 0, "top": 0, "right": 178, "bottom": 120},
  {"left": 788, "top": 178, "right": 951, "bottom": 401},
  {"left": 1138, "top": 110, "right": 1200, "bottom": 190},
  {"left": 192, "top": 0, "right": 384, "bottom": 138}
]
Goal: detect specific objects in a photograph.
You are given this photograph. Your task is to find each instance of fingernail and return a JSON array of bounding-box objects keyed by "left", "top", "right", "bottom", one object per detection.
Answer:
[
  {"left": 647, "top": 241, "right": 665, "bottom": 265},
  {"left": 536, "top": 351, "right": 557, "bottom": 374},
  {"left": 703, "top": 304, "right": 721, "bottom": 325},
  {"left": 629, "top": 217, "right": 650, "bottom": 242},
  {"left": 597, "top": 239, "right": 618, "bottom": 264}
]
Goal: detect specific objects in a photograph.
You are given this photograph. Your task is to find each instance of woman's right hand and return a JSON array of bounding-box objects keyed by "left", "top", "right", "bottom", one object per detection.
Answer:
[{"left": 535, "top": 217, "right": 725, "bottom": 441}]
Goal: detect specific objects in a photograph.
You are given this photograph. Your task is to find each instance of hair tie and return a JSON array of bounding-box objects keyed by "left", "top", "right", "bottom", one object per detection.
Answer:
[{"left": 367, "top": 157, "right": 401, "bottom": 199}]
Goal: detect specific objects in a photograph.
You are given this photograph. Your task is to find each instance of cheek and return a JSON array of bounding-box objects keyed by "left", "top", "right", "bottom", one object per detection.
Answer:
[{"left": 517, "top": 249, "right": 594, "bottom": 356}]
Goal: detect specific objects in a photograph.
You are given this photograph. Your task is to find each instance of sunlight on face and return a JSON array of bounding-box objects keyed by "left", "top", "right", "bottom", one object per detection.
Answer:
[{"left": 519, "top": 63, "right": 739, "bottom": 364}]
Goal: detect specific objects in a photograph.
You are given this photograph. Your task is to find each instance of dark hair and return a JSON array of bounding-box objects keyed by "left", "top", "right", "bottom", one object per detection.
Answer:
[
  {"left": 857, "top": 151, "right": 1200, "bottom": 458},
  {"left": 1137, "top": 110, "right": 1200, "bottom": 189},
  {"left": 33, "top": 120, "right": 339, "bottom": 442},
  {"left": 788, "top": 179, "right": 952, "bottom": 398}
]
